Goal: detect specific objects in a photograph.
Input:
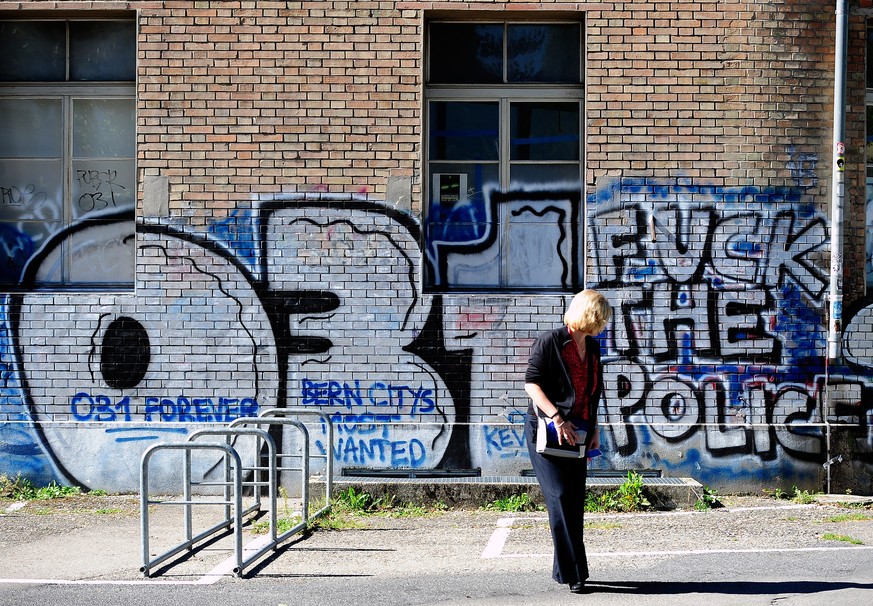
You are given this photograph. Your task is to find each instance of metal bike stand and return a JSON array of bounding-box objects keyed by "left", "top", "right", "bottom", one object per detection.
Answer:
[
  {"left": 187, "top": 427, "right": 278, "bottom": 544},
  {"left": 140, "top": 441, "right": 243, "bottom": 578},
  {"left": 229, "top": 416, "right": 313, "bottom": 527},
  {"left": 257, "top": 407, "right": 335, "bottom": 518}
]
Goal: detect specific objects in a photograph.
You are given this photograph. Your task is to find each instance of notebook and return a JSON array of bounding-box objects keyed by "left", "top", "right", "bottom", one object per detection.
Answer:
[{"left": 535, "top": 416, "right": 587, "bottom": 458}]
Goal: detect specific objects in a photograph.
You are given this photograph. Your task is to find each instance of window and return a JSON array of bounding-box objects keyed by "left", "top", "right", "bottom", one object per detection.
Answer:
[
  {"left": 0, "top": 19, "right": 136, "bottom": 290},
  {"left": 424, "top": 20, "right": 584, "bottom": 292}
]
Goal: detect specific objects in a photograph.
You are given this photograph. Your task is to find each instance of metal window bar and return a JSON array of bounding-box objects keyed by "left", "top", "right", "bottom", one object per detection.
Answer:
[
  {"left": 257, "top": 407, "right": 335, "bottom": 519},
  {"left": 140, "top": 442, "right": 243, "bottom": 578}
]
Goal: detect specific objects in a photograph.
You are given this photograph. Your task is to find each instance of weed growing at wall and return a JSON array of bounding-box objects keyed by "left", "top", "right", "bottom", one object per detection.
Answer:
[
  {"left": 585, "top": 472, "right": 652, "bottom": 513},
  {"left": 693, "top": 485, "right": 721, "bottom": 511},
  {"left": 311, "top": 487, "right": 447, "bottom": 529},
  {"left": 335, "top": 487, "right": 374, "bottom": 513},
  {"left": 615, "top": 471, "right": 651, "bottom": 512},
  {"left": 483, "top": 493, "right": 541, "bottom": 512},
  {"left": 767, "top": 485, "right": 820, "bottom": 504},
  {"left": 0, "top": 474, "right": 82, "bottom": 500}
]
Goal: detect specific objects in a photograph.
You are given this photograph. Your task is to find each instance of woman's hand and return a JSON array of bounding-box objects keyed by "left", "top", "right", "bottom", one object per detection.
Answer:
[
  {"left": 589, "top": 427, "right": 600, "bottom": 451},
  {"left": 555, "top": 418, "right": 578, "bottom": 446}
]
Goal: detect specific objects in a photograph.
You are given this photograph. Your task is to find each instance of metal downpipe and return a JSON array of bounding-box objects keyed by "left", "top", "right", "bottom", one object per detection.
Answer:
[{"left": 828, "top": 0, "right": 849, "bottom": 361}]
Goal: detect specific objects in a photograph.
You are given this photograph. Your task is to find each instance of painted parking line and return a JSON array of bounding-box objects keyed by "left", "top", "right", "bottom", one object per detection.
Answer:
[
  {"left": 487, "top": 544, "right": 873, "bottom": 559},
  {"left": 0, "top": 578, "right": 216, "bottom": 586},
  {"left": 0, "top": 534, "right": 275, "bottom": 586},
  {"left": 482, "top": 507, "right": 873, "bottom": 560}
]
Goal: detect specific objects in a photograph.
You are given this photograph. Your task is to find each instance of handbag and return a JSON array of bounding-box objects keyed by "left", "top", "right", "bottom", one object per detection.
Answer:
[{"left": 535, "top": 416, "right": 587, "bottom": 458}]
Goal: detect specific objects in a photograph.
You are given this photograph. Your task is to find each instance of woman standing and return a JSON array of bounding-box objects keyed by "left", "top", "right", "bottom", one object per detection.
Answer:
[{"left": 524, "top": 289, "right": 612, "bottom": 594}]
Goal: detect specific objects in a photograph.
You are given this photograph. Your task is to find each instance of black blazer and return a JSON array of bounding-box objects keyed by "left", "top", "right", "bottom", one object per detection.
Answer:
[{"left": 524, "top": 325, "right": 603, "bottom": 430}]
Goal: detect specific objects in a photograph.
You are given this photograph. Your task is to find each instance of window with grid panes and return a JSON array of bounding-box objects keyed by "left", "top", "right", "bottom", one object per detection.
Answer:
[
  {"left": 0, "top": 19, "right": 136, "bottom": 290},
  {"left": 424, "top": 20, "right": 584, "bottom": 292}
]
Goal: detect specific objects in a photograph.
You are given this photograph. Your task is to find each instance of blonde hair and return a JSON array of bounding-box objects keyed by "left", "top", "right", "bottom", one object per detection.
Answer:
[{"left": 563, "top": 289, "right": 612, "bottom": 335}]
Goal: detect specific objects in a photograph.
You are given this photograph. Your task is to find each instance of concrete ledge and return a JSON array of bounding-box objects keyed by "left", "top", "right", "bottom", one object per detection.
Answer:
[
  {"left": 813, "top": 493, "right": 873, "bottom": 506},
  {"left": 311, "top": 475, "right": 703, "bottom": 510}
]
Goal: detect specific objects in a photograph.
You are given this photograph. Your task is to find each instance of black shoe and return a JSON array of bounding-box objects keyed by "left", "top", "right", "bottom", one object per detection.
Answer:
[{"left": 569, "top": 582, "right": 586, "bottom": 594}]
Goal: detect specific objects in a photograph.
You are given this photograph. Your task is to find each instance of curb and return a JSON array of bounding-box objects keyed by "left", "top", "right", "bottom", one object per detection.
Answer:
[{"left": 312, "top": 476, "right": 704, "bottom": 509}]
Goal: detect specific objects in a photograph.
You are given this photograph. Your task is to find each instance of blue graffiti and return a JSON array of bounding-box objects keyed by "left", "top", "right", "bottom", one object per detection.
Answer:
[
  {"left": 0, "top": 225, "right": 34, "bottom": 286},
  {"left": 207, "top": 208, "right": 259, "bottom": 268},
  {"left": 105, "top": 426, "right": 189, "bottom": 443},
  {"left": 483, "top": 424, "right": 527, "bottom": 459},
  {"left": 0, "top": 299, "right": 60, "bottom": 483},
  {"left": 70, "top": 392, "right": 259, "bottom": 423},
  {"left": 333, "top": 436, "right": 426, "bottom": 467},
  {"left": 301, "top": 379, "right": 435, "bottom": 414}
]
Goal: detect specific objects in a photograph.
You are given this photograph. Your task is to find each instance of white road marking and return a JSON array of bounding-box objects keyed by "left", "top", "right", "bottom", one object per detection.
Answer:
[
  {"left": 492, "top": 545, "right": 873, "bottom": 558},
  {"left": 482, "top": 506, "right": 871, "bottom": 559},
  {"left": 0, "top": 534, "right": 276, "bottom": 586},
  {"left": 202, "top": 533, "right": 273, "bottom": 578},
  {"left": 481, "top": 517, "right": 515, "bottom": 559},
  {"left": 1, "top": 502, "right": 27, "bottom": 514},
  {"left": 0, "top": 578, "right": 213, "bottom": 586}
]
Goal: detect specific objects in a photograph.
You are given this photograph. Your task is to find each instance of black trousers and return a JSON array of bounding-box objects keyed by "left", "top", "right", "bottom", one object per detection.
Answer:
[{"left": 526, "top": 414, "right": 589, "bottom": 585}]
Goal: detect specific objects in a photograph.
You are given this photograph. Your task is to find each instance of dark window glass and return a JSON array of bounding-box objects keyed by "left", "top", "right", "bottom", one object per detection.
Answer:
[
  {"left": 510, "top": 102, "right": 580, "bottom": 161},
  {"left": 507, "top": 24, "right": 581, "bottom": 83},
  {"left": 429, "top": 101, "right": 500, "bottom": 161},
  {"left": 70, "top": 21, "right": 136, "bottom": 81},
  {"left": 0, "top": 21, "right": 66, "bottom": 81},
  {"left": 429, "top": 23, "right": 504, "bottom": 84},
  {"left": 0, "top": 20, "right": 136, "bottom": 290}
]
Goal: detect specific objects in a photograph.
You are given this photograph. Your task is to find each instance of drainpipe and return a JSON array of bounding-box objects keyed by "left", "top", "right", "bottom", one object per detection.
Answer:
[
  {"left": 828, "top": 0, "right": 848, "bottom": 362},
  {"left": 826, "top": 0, "right": 850, "bottom": 495}
]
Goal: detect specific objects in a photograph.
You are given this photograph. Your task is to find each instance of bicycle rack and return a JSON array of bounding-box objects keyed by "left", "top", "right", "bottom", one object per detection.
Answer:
[
  {"left": 186, "top": 426, "right": 282, "bottom": 576},
  {"left": 140, "top": 441, "right": 244, "bottom": 578},
  {"left": 229, "top": 415, "right": 313, "bottom": 520},
  {"left": 257, "top": 407, "right": 335, "bottom": 518},
  {"left": 138, "top": 410, "right": 335, "bottom": 578},
  {"left": 187, "top": 428, "right": 278, "bottom": 549}
]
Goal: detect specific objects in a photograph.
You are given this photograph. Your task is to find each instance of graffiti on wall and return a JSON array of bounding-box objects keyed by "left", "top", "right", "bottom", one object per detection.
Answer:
[
  {"left": 425, "top": 188, "right": 584, "bottom": 291},
  {"left": 586, "top": 178, "right": 873, "bottom": 478},
  {"left": 2, "top": 178, "right": 873, "bottom": 492},
  {"left": 4, "top": 219, "right": 279, "bottom": 491},
  {"left": 0, "top": 196, "right": 475, "bottom": 490},
  {"left": 254, "top": 199, "right": 464, "bottom": 469}
]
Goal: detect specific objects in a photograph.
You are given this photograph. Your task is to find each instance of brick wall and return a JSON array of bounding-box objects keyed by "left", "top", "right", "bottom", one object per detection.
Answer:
[
  {"left": 1, "top": 0, "right": 871, "bottom": 494},
  {"left": 136, "top": 0, "right": 423, "bottom": 217}
]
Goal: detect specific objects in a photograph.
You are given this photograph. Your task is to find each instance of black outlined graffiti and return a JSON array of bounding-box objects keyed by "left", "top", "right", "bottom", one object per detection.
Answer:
[
  {"left": 255, "top": 197, "right": 466, "bottom": 470},
  {"left": 589, "top": 180, "right": 832, "bottom": 466},
  {"left": 426, "top": 188, "right": 583, "bottom": 291},
  {"left": 94, "top": 315, "right": 151, "bottom": 390},
  {"left": 9, "top": 216, "right": 279, "bottom": 491}
]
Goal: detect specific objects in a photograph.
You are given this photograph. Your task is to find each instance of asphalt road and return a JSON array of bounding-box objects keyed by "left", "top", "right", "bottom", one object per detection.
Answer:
[{"left": 1, "top": 494, "right": 872, "bottom": 606}]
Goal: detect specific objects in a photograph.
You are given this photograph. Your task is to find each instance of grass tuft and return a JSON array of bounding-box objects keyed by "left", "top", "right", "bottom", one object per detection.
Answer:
[{"left": 821, "top": 533, "right": 864, "bottom": 545}]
